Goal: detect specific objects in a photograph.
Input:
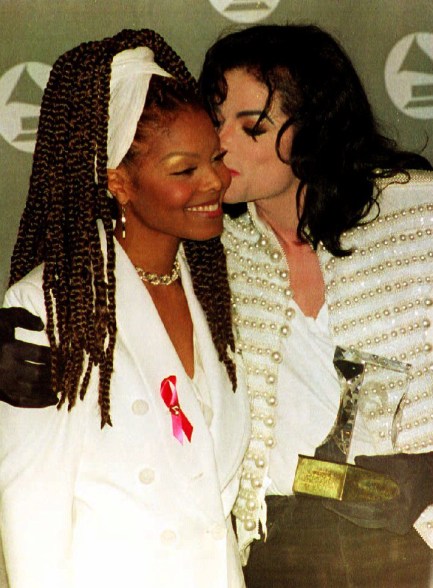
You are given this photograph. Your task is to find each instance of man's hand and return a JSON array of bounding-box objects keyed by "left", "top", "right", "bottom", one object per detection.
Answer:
[
  {"left": 323, "top": 452, "right": 433, "bottom": 535},
  {"left": 0, "top": 307, "right": 56, "bottom": 407}
]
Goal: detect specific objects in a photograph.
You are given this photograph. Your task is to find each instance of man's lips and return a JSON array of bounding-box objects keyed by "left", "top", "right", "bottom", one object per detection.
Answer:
[{"left": 228, "top": 168, "right": 240, "bottom": 177}]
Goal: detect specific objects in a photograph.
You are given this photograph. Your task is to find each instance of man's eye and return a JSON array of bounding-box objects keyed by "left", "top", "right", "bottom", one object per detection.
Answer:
[
  {"left": 213, "top": 150, "right": 227, "bottom": 163},
  {"left": 243, "top": 126, "right": 266, "bottom": 138}
]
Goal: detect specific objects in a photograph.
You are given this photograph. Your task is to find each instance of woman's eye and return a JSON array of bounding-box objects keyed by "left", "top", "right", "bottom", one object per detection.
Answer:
[
  {"left": 171, "top": 167, "right": 196, "bottom": 176},
  {"left": 243, "top": 126, "right": 266, "bottom": 138}
]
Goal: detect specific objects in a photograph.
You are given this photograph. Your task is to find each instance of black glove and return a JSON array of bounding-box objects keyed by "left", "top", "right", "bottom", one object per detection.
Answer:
[
  {"left": 323, "top": 452, "right": 433, "bottom": 535},
  {"left": 0, "top": 307, "right": 56, "bottom": 408}
]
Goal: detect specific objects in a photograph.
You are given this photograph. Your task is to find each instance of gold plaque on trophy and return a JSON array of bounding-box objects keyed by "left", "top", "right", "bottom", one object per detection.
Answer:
[
  {"left": 293, "top": 347, "right": 411, "bottom": 502},
  {"left": 293, "top": 455, "right": 400, "bottom": 501}
]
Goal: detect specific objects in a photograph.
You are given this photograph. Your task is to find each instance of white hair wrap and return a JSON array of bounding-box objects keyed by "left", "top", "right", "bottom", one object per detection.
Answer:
[{"left": 107, "top": 46, "right": 172, "bottom": 169}]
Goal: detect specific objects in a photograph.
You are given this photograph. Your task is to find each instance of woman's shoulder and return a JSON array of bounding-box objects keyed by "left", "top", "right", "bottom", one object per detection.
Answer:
[{"left": 3, "top": 264, "right": 45, "bottom": 310}]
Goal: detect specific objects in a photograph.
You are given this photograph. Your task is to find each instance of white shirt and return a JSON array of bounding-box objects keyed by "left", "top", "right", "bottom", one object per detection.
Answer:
[{"left": 267, "top": 301, "right": 375, "bottom": 495}]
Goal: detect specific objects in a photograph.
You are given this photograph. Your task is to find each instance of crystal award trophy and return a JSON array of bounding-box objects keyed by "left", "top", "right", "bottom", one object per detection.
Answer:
[{"left": 293, "top": 347, "right": 411, "bottom": 502}]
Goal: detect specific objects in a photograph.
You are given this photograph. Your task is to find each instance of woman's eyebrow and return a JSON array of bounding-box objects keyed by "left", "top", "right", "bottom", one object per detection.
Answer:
[{"left": 161, "top": 152, "right": 200, "bottom": 162}]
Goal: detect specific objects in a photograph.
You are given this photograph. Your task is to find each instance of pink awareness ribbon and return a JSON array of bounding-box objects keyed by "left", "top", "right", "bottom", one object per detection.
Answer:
[{"left": 160, "top": 375, "right": 193, "bottom": 444}]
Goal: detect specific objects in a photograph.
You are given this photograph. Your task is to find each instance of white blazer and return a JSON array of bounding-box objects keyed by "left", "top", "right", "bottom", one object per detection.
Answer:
[{"left": 0, "top": 238, "right": 250, "bottom": 588}]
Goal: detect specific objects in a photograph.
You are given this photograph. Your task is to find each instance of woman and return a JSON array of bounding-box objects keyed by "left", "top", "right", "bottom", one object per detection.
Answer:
[
  {"left": 0, "top": 28, "right": 249, "bottom": 587},
  {"left": 199, "top": 24, "right": 433, "bottom": 587}
]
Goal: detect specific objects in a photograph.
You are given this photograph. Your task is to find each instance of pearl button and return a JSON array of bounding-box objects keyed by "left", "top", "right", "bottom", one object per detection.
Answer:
[
  {"left": 132, "top": 400, "right": 149, "bottom": 415},
  {"left": 280, "top": 325, "right": 290, "bottom": 336},
  {"left": 139, "top": 468, "right": 155, "bottom": 485},
  {"left": 244, "top": 519, "right": 256, "bottom": 531},
  {"left": 286, "top": 307, "right": 295, "bottom": 319},
  {"left": 210, "top": 524, "right": 226, "bottom": 540},
  {"left": 252, "top": 477, "right": 262, "bottom": 488},
  {"left": 160, "top": 529, "right": 177, "bottom": 545}
]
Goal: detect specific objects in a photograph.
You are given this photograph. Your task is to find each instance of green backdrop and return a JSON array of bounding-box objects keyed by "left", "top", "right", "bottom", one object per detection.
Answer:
[{"left": 1, "top": 0, "right": 433, "bottom": 299}]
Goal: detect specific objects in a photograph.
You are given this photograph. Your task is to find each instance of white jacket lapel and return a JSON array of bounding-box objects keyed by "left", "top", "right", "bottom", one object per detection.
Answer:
[
  {"left": 179, "top": 254, "right": 250, "bottom": 496},
  {"left": 114, "top": 241, "right": 226, "bottom": 520}
]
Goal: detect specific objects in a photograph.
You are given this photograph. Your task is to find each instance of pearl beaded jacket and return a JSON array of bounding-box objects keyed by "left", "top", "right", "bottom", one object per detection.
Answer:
[{"left": 222, "top": 170, "right": 433, "bottom": 558}]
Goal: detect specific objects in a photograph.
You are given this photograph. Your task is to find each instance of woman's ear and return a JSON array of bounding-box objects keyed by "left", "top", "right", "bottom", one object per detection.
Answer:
[{"left": 107, "top": 167, "right": 129, "bottom": 204}]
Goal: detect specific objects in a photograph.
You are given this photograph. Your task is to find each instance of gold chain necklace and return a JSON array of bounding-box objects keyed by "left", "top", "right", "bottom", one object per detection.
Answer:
[{"left": 135, "top": 259, "right": 180, "bottom": 286}]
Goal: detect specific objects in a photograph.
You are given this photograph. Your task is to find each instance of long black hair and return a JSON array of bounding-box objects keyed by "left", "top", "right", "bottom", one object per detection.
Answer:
[{"left": 200, "top": 24, "right": 432, "bottom": 255}]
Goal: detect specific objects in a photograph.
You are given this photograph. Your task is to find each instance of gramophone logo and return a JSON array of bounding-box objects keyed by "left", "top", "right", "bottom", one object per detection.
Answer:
[
  {"left": 208, "top": 0, "right": 280, "bottom": 23},
  {"left": 385, "top": 33, "right": 433, "bottom": 120},
  {"left": 0, "top": 62, "right": 51, "bottom": 153}
]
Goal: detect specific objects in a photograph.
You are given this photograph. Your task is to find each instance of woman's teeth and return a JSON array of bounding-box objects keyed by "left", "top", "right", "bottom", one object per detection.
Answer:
[{"left": 187, "top": 203, "right": 219, "bottom": 212}]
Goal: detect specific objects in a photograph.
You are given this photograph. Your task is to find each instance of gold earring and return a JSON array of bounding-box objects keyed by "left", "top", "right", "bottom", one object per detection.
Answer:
[{"left": 121, "top": 205, "right": 126, "bottom": 239}]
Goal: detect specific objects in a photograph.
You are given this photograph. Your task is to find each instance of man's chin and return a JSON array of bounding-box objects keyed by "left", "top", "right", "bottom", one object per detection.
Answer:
[{"left": 222, "top": 191, "right": 251, "bottom": 205}]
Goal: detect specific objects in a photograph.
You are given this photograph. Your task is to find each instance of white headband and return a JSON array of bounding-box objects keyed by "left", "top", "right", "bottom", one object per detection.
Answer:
[{"left": 107, "top": 46, "right": 172, "bottom": 170}]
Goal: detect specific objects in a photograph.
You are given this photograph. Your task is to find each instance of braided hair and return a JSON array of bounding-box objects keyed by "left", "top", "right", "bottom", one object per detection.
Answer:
[{"left": 9, "top": 29, "right": 236, "bottom": 427}]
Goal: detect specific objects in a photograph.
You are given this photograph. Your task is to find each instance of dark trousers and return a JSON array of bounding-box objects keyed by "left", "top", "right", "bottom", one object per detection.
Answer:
[{"left": 244, "top": 496, "right": 432, "bottom": 588}]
